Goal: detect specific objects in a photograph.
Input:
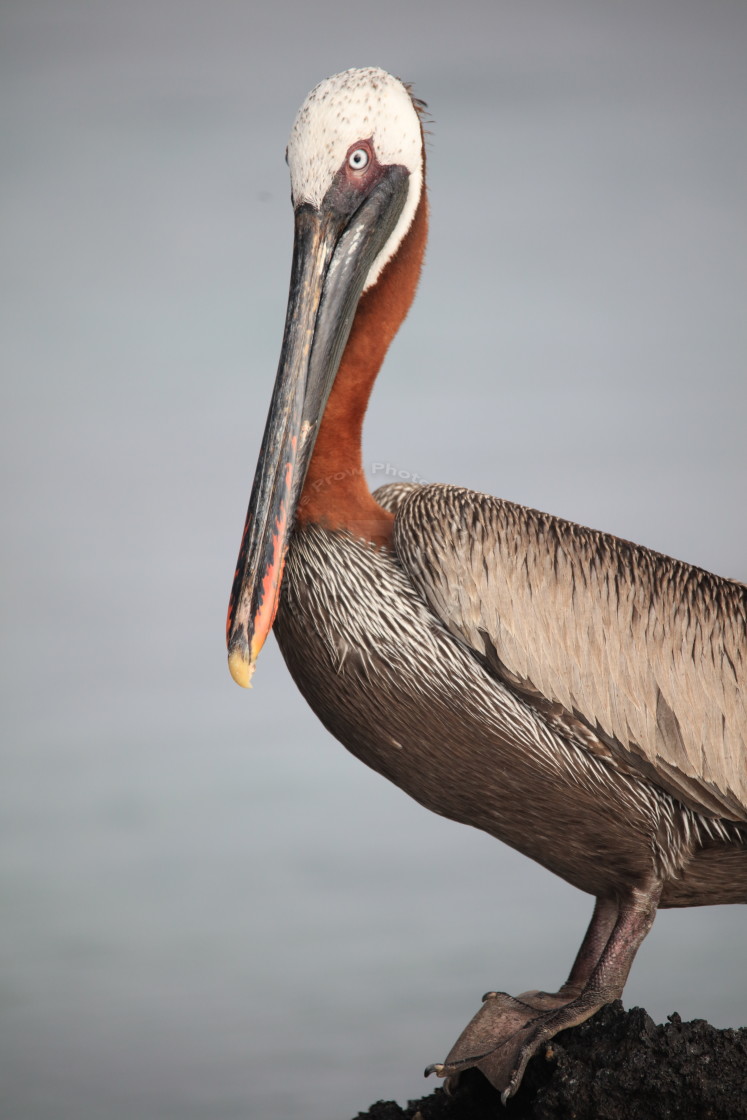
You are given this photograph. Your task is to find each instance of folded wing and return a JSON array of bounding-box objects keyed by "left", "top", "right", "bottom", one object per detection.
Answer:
[{"left": 378, "top": 482, "right": 747, "bottom": 823}]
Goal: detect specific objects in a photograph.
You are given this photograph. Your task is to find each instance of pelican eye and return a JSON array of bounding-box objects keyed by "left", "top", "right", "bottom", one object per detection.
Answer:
[{"left": 348, "top": 147, "right": 369, "bottom": 171}]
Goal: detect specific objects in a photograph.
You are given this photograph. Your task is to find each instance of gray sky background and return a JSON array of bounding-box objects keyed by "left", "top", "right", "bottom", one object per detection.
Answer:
[{"left": 2, "top": 3, "right": 746, "bottom": 1119}]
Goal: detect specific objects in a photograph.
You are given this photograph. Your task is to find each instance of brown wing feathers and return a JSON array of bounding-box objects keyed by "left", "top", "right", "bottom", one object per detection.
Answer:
[{"left": 389, "top": 483, "right": 747, "bottom": 823}]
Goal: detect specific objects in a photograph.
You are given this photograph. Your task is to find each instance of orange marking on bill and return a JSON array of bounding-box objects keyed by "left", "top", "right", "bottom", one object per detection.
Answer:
[{"left": 250, "top": 458, "right": 294, "bottom": 660}]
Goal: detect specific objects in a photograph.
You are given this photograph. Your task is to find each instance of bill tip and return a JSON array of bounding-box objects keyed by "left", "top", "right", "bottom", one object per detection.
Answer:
[{"left": 228, "top": 648, "right": 256, "bottom": 689}]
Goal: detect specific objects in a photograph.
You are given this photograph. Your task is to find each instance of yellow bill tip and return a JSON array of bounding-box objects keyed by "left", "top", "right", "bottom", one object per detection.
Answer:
[{"left": 228, "top": 648, "right": 256, "bottom": 689}]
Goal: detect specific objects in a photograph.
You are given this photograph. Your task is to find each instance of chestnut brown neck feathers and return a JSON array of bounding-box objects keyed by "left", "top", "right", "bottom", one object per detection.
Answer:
[{"left": 297, "top": 186, "right": 429, "bottom": 547}]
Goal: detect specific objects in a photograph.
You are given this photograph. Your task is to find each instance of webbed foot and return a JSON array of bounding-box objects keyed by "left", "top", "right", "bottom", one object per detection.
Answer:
[
  {"left": 425, "top": 988, "right": 606, "bottom": 1103},
  {"left": 426, "top": 885, "right": 663, "bottom": 1100}
]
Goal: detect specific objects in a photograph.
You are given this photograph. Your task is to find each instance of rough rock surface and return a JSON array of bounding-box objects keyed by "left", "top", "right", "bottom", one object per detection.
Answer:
[{"left": 354, "top": 1002, "right": 747, "bottom": 1120}]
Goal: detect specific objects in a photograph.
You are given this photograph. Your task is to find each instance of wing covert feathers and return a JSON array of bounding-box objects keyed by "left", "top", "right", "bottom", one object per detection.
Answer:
[{"left": 393, "top": 484, "right": 747, "bottom": 822}]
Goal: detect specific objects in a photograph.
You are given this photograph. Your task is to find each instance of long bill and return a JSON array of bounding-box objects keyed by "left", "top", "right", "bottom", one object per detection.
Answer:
[{"left": 227, "top": 166, "right": 409, "bottom": 687}]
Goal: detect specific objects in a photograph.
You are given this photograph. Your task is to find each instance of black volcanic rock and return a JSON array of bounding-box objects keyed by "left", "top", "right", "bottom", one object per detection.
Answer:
[{"left": 354, "top": 1003, "right": 747, "bottom": 1120}]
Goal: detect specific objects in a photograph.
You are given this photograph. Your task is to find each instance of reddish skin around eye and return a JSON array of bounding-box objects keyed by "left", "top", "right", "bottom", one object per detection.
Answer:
[{"left": 343, "top": 139, "right": 381, "bottom": 189}]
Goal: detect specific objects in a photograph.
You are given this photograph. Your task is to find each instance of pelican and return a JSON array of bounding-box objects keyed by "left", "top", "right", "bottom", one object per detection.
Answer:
[{"left": 227, "top": 68, "right": 746, "bottom": 1101}]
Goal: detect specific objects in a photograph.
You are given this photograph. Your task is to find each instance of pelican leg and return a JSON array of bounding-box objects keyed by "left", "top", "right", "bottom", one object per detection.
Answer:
[
  {"left": 515, "top": 894, "right": 620, "bottom": 1010},
  {"left": 426, "top": 881, "right": 662, "bottom": 1102}
]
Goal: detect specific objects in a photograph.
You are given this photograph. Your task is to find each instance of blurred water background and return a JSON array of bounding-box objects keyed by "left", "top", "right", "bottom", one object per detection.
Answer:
[{"left": 2, "top": 2, "right": 746, "bottom": 1118}]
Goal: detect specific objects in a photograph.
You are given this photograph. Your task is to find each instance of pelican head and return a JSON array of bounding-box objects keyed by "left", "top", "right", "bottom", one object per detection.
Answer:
[{"left": 227, "top": 68, "right": 425, "bottom": 686}]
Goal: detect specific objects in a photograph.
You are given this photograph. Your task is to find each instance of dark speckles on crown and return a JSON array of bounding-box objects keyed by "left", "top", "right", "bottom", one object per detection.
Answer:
[{"left": 286, "top": 67, "right": 423, "bottom": 286}]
